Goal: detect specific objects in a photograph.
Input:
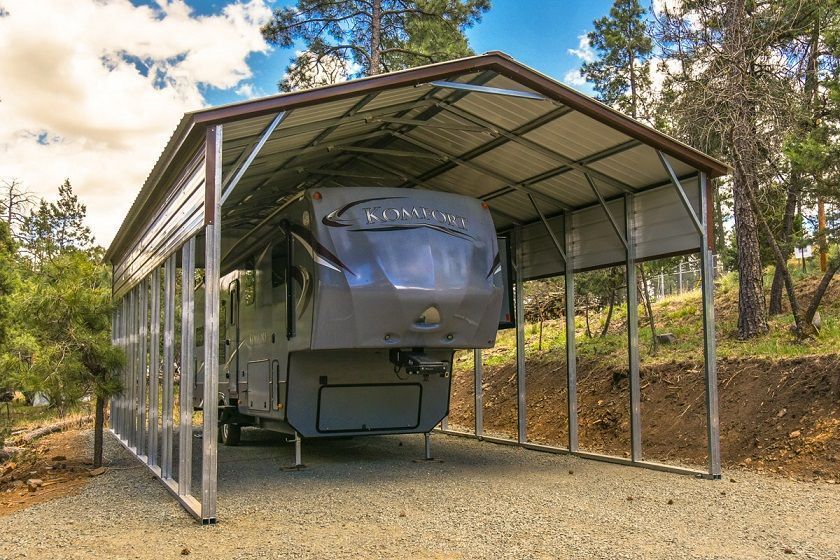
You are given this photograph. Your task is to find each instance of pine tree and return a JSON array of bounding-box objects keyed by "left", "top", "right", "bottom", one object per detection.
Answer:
[
  {"left": 261, "top": 0, "right": 490, "bottom": 91},
  {"left": 579, "top": 0, "right": 659, "bottom": 351},
  {"left": 21, "top": 179, "right": 94, "bottom": 263},
  {"left": 581, "top": 0, "right": 653, "bottom": 121},
  {"left": 0, "top": 221, "right": 16, "bottom": 350}
]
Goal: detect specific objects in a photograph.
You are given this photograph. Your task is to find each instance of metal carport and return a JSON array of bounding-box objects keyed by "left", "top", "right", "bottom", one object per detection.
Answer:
[{"left": 105, "top": 51, "right": 729, "bottom": 523}]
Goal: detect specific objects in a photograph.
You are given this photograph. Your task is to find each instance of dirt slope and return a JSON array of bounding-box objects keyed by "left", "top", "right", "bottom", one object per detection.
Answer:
[{"left": 449, "top": 354, "right": 840, "bottom": 481}]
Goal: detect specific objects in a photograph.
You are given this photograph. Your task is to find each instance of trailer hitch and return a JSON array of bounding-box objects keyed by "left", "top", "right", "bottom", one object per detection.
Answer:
[{"left": 389, "top": 349, "right": 449, "bottom": 376}]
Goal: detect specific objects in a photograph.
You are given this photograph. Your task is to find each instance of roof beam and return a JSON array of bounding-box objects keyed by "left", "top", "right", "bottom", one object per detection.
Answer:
[
  {"left": 482, "top": 139, "right": 641, "bottom": 202},
  {"left": 393, "top": 131, "right": 571, "bottom": 211},
  {"left": 397, "top": 106, "right": 572, "bottom": 189},
  {"left": 367, "top": 116, "right": 494, "bottom": 134},
  {"left": 439, "top": 103, "right": 635, "bottom": 194},
  {"left": 428, "top": 80, "right": 548, "bottom": 101}
]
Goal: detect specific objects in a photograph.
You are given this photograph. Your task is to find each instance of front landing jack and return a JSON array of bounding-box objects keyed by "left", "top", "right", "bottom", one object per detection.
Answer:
[
  {"left": 413, "top": 432, "right": 443, "bottom": 463},
  {"left": 282, "top": 431, "right": 306, "bottom": 471}
]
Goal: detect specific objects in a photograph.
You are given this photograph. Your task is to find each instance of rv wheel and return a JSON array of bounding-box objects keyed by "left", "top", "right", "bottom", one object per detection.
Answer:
[{"left": 221, "top": 423, "right": 241, "bottom": 446}]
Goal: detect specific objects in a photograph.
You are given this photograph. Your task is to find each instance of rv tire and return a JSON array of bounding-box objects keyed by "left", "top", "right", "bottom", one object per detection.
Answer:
[{"left": 221, "top": 423, "right": 241, "bottom": 446}]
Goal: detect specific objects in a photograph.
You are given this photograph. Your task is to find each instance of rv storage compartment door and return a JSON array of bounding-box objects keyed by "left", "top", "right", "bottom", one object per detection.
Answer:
[
  {"left": 247, "top": 359, "right": 271, "bottom": 411},
  {"left": 317, "top": 384, "right": 421, "bottom": 433}
]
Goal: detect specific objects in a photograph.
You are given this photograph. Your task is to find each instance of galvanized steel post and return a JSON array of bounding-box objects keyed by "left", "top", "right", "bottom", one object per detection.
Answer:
[
  {"left": 178, "top": 238, "right": 196, "bottom": 496},
  {"left": 137, "top": 278, "right": 148, "bottom": 457},
  {"left": 625, "top": 193, "right": 642, "bottom": 462},
  {"left": 473, "top": 349, "right": 483, "bottom": 438},
  {"left": 161, "top": 254, "right": 176, "bottom": 480},
  {"left": 148, "top": 267, "right": 161, "bottom": 467},
  {"left": 201, "top": 124, "right": 222, "bottom": 522},
  {"left": 513, "top": 227, "right": 526, "bottom": 443},
  {"left": 127, "top": 287, "right": 137, "bottom": 449},
  {"left": 699, "top": 173, "right": 722, "bottom": 478},
  {"left": 564, "top": 211, "right": 578, "bottom": 452}
]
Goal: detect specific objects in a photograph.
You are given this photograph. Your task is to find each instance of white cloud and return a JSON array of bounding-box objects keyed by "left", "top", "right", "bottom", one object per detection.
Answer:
[
  {"left": 0, "top": 0, "right": 272, "bottom": 246},
  {"left": 563, "top": 69, "right": 587, "bottom": 87},
  {"left": 568, "top": 34, "right": 596, "bottom": 64}
]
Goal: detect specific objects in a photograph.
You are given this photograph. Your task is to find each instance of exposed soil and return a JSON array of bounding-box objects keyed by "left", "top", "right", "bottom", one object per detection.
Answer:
[
  {"left": 449, "top": 353, "right": 840, "bottom": 481},
  {"left": 0, "top": 429, "right": 98, "bottom": 516}
]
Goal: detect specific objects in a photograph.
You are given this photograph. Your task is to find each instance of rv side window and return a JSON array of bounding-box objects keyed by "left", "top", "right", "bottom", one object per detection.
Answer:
[
  {"left": 242, "top": 269, "right": 255, "bottom": 306},
  {"left": 218, "top": 299, "right": 226, "bottom": 360},
  {"left": 271, "top": 243, "right": 288, "bottom": 288}
]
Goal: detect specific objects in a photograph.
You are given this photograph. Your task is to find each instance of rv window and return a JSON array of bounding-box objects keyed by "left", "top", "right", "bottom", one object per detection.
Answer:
[
  {"left": 271, "top": 243, "right": 288, "bottom": 288},
  {"left": 242, "top": 270, "right": 255, "bottom": 306}
]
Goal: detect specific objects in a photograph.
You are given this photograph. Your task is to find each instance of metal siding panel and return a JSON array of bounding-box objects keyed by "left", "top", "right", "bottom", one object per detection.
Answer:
[
  {"left": 114, "top": 150, "right": 206, "bottom": 299},
  {"left": 633, "top": 178, "right": 702, "bottom": 260},
  {"left": 571, "top": 197, "right": 627, "bottom": 270}
]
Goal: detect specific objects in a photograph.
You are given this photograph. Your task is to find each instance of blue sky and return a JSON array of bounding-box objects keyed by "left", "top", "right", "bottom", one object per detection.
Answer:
[{"left": 192, "top": 0, "right": 611, "bottom": 105}]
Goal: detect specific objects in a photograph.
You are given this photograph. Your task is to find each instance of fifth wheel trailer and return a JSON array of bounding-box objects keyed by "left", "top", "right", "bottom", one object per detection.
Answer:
[{"left": 191, "top": 186, "right": 506, "bottom": 446}]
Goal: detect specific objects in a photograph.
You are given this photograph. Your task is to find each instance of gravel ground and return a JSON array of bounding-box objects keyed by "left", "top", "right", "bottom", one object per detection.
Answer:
[{"left": 1, "top": 428, "right": 838, "bottom": 560}]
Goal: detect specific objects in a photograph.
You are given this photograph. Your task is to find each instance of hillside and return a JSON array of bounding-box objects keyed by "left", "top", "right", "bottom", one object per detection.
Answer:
[{"left": 449, "top": 269, "right": 840, "bottom": 481}]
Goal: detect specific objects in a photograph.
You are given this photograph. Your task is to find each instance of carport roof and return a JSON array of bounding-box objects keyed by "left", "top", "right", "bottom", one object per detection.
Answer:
[{"left": 106, "top": 51, "right": 728, "bottom": 263}]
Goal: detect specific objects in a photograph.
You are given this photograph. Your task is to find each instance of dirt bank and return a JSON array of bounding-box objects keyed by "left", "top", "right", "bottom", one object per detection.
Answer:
[{"left": 449, "top": 354, "right": 840, "bottom": 481}]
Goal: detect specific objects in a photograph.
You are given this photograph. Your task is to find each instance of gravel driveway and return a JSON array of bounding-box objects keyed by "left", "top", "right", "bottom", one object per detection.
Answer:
[{"left": 0, "top": 428, "right": 838, "bottom": 559}]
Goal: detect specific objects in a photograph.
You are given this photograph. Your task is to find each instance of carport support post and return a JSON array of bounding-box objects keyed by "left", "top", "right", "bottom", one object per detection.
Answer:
[
  {"left": 138, "top": 278, "right": 148, "bottom": 458},
  {"left": 513, "top": 227, "right": 527, "bottom": 443},
  {"left": 111, "top": 304, "right": 119, "bottom": 437},
  {"left": 161, "top": 254, "right": 176, "bottom": 480},
  {"left": 201, "top": 124, "right": 222, "bottom": 521},
  {"left": 178, "top": 238, "right": 196, "bottom": 497},
  {"left": 148, "top": 268, "right": 161, "bottom": 467},
  {"left": 473, "top": 349, "right": 483, "bottom": 438},
  {"left": 625, "top": 193, "right": 642, "bottom": 462},
  {"left": 564, "top": 212, "right": 578, "bottom": 452},
  {"left": 699, "top": 172, "right": 722, "bottom": 478},
  {"left": 128, "top": 286, "right": 137, "bottom": 449},
  {"left": 120, "top": 296, "right": 128, "bottom": 440}
]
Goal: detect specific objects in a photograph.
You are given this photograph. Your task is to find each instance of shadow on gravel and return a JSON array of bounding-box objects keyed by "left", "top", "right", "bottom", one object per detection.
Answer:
[{"left": 211, "top": 429, "right": 557, "bottom": 496}]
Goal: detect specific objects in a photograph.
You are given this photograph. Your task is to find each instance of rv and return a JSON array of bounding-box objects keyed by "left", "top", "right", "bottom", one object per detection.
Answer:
[{"left": 194, "top": 187, "right": 506, "bottom": 450}]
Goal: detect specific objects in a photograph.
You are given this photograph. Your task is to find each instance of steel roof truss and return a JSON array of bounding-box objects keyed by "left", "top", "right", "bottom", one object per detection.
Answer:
[
  {"left": 658, "top": 151, "right": 703, "bottom": 237},
  {"left": 584, "top": 173, "right": 628, "bottom": 249},
  {"left": 528, "top": 193, "right": 567, "bottom": 263},
  {"left": 393, "top": 131, "right": 572, "bottom": 211},
  {"left": 220, "top": 110, "right": 289, "bottom": 206},
  {"left": 439, "top": 103, "right": 635, "bottom": 194},
  {"left": 429, "top": 80, "right": 548, "bottom": 101}
]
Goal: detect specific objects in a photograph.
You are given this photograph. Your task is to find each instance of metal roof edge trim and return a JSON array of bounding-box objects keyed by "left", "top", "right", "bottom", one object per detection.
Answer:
[{"left": 106, "top": 51, "right": 729, "bottom": 263}]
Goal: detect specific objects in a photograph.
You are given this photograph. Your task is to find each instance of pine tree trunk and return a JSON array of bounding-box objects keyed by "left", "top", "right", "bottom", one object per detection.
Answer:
[
  {"left": 94, "top": 395, "right": 105, "bottom": 468},
  {"left": 369, "top": 0, "right": 382, "bottom": 75},
  {"left": 805, "top": 258, "right": 840, "bottom": 324},
  {"left": 744, "top": 183, "right": 813, "bottom": 338},
  {"left": 600, "top": 289, "right": 616, "bottom": 338},
  {"left": 638, "top": 265, "right": 658, "bottom": 353},
  {"left": 726, "top": 0, "right": 768, "bottom": 339},
  {"left": 769, "top": 182, "right": 800, "bottom": 315}
]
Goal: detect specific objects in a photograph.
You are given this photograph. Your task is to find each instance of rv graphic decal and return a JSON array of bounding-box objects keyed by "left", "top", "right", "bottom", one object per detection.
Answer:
[
  {"left": 486, "top": 252, "right": 501, "bottom": 279},
  {"left": 290, "top": 265, "right": 312, "bottom": 318},
  {"left": 323, "top": 196, "right": 473, "bottom": 240},
  {"left": 289, "top": 223, "right": 355, "bottom": 276}
]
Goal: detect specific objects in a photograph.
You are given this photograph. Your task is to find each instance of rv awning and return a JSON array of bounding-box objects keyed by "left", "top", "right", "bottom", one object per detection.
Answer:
[{"left": 106, "top": 51, "right": 728, "bottom": 298}]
